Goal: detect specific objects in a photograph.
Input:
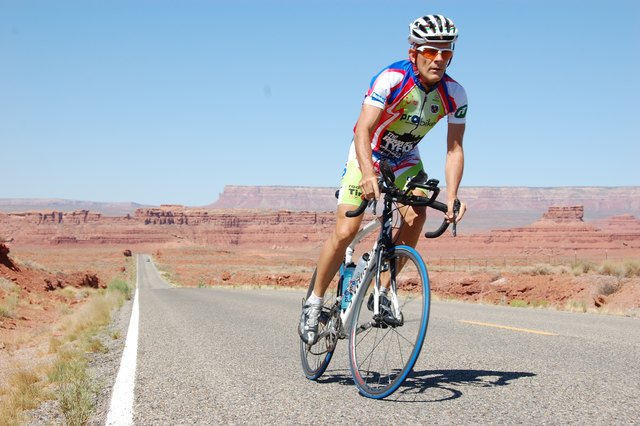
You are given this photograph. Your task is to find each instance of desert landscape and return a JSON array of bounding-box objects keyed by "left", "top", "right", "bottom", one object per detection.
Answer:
[
  {"left": 1, "top": 186, "right": 639, "bottom": 422},
  {"left": 2, "top": 186, "right": 640, "bottom": 317}
]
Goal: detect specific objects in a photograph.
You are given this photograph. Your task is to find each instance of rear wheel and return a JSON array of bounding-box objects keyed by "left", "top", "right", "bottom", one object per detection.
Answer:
[
  {"left": 300, "top": 268, "right": 341, "bottom": 380},
  {"left": 348, "top": 245, "right": 430, "bottom": 398}
]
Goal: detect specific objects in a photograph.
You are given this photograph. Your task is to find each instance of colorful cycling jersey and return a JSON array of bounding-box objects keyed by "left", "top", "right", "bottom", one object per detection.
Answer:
[{"left": 355, "top": 59, "right": 467, "bottom": 161}]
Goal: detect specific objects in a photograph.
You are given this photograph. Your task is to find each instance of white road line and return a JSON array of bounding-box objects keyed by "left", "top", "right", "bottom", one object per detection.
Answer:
[{"left": 105, "top": 259, "right": 141, "bottom": 426}]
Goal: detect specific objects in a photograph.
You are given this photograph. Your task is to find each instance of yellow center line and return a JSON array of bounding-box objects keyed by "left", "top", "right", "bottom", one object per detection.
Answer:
[{"left": 458, "top": 320, "right": 559, "bottom": 336}]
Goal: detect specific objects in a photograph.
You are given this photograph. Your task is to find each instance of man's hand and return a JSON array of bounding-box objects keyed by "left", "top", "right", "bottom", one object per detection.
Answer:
[
  {"left": 359, "top": 171, "right": 380, "bottom": 201},
  {"left": 446, "top": 198, "right": 466, "bottom": 224}
]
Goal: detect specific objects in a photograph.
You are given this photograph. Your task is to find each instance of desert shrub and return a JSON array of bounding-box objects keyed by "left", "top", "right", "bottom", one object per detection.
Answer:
[
  {"left": 598, "top": 261, "right": 624, "bottom": 278},
  {"left": 3, "top": 273, "right": 135, "bottom": 424},
  {"left": 598, "top": 280, "right": 623, "bottom": 296},
  {"left": 509, "top": 299, "right": 528, "bottom": 308},
  {"left": 622, "top": 260, "right": 640, "bottom": 278},
  {"left": 531, "top": 299, "right": 550, "bottom": 308},
  {"left": 0, "top": 369, "right": 50, "bottom": 425},
  {"left": 0, "top": 276, "right": 17, "bottom": 291},
  {"left": 17, "top": 259, "right": 49, "bottom": 272},
  {"left": 49, "top": 349, "right": 94, "bottom": 426},
  {"left": 572, "top": 260, "right": 596, "bottom": 276},
  {"left": 565, "top": 299, "right": 587, "bottom": 313},
  {"left": 0, "top": 293, "right": 19, "bottom": 318},
  {"left": 83, "top": 335, "right": 107, "bottom": 353},
  {"left": 50, "top": 278, "right": 132, "bottom": 352},
  {"left": 528, "top": 264, "right": 553, "bottom": 276},
  {"left": 107, "top": 278, "right": 132, "bottom": 300},
  {"left": 557, "top": 265, "right": 572, "bottom": 275}
]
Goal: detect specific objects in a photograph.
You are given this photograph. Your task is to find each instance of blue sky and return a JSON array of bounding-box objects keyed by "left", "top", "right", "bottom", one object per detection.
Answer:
[{"left": 2, "top": 0, "right": 639, "bottom": 206}]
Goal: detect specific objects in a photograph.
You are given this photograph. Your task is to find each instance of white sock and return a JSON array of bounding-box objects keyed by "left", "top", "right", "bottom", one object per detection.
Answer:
[{"left": 306, "top": 293, "right": 324, "bottom": 306}]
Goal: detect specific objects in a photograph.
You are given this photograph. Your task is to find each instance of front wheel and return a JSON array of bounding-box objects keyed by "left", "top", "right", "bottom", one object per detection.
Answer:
[
  {"left": 300, "top": 268, "right": 340, "bottom": 380},
  {"left": 348, "top": 245, "right": 430, "bottom": 399}
]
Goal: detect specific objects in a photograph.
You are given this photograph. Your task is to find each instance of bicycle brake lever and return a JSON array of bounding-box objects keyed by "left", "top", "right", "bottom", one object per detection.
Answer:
[{"left": 452, "top": 199, "right": 461, "bottom": 237}]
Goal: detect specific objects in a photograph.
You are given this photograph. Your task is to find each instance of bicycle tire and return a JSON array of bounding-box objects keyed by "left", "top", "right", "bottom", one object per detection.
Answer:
[
  {"left": 348, "top": 245, "right": 430, "bottom": 399},
  {"left": 300, "top": 268, "right": 340, "bottom": 380}
]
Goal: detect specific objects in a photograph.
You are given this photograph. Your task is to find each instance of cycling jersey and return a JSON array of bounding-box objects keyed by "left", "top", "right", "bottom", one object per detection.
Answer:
[
  {"left": 349, "top": 59, "right": 467, "bottom": 163},
  {"left": 338, "top": 59, "right": 467, "bottom": 206}
]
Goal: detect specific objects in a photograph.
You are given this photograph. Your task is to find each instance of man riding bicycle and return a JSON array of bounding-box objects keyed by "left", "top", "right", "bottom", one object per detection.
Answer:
[{"left": 299, "top": 14, "right": 468, "bottom": 345}]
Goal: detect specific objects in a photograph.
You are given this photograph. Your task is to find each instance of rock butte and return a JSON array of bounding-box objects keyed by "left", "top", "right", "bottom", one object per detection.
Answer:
[{"left": 0, "top": 204, "right": 638, "bottom": 261}]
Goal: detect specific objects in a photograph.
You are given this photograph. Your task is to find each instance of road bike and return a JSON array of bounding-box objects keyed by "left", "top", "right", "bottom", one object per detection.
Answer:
[{"left": 300, "top": 160, "right": 458, "bottom": 399}]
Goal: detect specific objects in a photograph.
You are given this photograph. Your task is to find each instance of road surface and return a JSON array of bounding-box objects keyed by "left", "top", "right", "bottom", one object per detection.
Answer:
[{"left": 115, "top": 255, "right": 640, "bottom": 424}]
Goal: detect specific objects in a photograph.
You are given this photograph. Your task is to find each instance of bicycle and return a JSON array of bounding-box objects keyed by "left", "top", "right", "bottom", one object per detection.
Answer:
[{"left": 299, "top": 160, "right": 458, "bottom": 399}]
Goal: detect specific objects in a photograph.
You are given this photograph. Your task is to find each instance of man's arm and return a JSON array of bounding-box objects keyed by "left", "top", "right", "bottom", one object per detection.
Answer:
[
  {"left": 354, "top": 104, "right": 384, "bottom": 200},
  {"left": 445, "top": 122, "right": 466, "bottom": 222}
]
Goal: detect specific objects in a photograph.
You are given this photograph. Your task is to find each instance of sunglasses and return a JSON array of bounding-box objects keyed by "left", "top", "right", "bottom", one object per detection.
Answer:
[{"left": 416, "top": 45, "right": 454, "bottom": 62}]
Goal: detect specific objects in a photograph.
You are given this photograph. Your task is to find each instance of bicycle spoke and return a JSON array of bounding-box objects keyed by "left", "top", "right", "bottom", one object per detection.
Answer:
[{"left": 349, "top": 246, "right": 430, "bottom": 399}]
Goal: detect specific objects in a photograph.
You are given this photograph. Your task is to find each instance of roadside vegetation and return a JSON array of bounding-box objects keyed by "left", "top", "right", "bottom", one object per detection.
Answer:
[
  {"left": 428, "top": 257, "right": 640, "bottom": 278},
  {"left": 0, "top": 277, "right": 20, "bottom": 318},
  {"left": 0, "top": 265, "right": 134, "bottom": 426},
  {"left": 429, "top": 258, "right": 640, "bottom": 315}
]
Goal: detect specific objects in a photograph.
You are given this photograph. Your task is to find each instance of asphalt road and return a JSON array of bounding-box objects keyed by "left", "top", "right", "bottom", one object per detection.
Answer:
[{"left": 130, "top": 254, "right": 639, "bottom": 425}]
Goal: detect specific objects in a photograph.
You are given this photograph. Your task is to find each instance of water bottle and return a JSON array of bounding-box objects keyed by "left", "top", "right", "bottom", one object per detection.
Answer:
[
  {"left": 341, "top": 253, "right": 370, "bottom": 311},
  {"left": 340, "top": 262, "right": 355, "bottom": 310}
]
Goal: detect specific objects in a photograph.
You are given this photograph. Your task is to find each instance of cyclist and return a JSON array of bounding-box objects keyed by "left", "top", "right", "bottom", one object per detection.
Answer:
[{"left": 299, "top": 14, "right": 468, "bottom": 344}]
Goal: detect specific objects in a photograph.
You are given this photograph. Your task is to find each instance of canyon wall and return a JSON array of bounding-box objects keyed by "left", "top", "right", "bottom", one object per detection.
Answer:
[
  {"left": 209, "top": 185, "right": 640, "bottom": 231},
  {"left": 210, "top": 185, "right": 640, "bottom": 215},
  {"left": 1, "top": 205, "right": 639, "bottom": 261}
]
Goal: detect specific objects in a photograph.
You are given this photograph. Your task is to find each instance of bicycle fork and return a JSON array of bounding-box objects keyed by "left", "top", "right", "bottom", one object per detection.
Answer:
[{"left": 370, "top": 247, "right": 404, "bottom": 328}]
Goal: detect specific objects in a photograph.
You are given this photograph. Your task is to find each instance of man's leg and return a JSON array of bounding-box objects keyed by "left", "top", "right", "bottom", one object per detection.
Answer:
[
  {"left": 372, "top": 199, "right": 426, "bottom": 322},
  {"left": 299, "top": 204, "right": 363, "bottom": 344},
  {"left": 312, "top": 204, "right": 364, "bottom": 298},
  {"left": 377, "top": 197, "right": 426, "bottom": 296},
  {"left": 394, "top": 201, "right": 427, "bottom": 248}
]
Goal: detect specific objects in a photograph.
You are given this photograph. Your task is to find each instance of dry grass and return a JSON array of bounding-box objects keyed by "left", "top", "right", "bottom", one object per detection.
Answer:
[
  {"left": 598, "top": 259, "right": 640, "bottom": 278},
  {"left": 0, "top": 273, "right": 133, "bottom": 425},
  {"left": 565, "top": 299, "right": 588, "bottom": 313},
  {"left": 49, "top": 279, "right": 131, "bottom": 353},
  {"left": 44, "top": 277, "right": 131, "bottom": 424},
  {"left": 0, "top": 368, "right": 51, "bottom": 426},
  {"left": 0, "top": 294, "right": 19, "bottom": 318},
  {"left": 0, "top": 277, "right": 20, "bottom": 318},
  {"left": 48, "top": 349, "right": 94, "bottom": 426}
]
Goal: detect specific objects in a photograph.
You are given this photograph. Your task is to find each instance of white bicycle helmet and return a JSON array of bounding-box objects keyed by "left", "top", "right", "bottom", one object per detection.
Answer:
[{"left": 408, "top": 15, "right": 458, "bottom": 44}]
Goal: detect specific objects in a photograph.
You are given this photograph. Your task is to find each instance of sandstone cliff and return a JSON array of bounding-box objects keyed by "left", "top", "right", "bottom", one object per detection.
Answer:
[
  {"left": 209, "top": 185, "right": 640, "bottom": 215},
  {"left": 1, "top": 205, "right": 639, "bottom": 262},
  {"left": 209, "top": 185, "right": 640, "bottom": 231}
]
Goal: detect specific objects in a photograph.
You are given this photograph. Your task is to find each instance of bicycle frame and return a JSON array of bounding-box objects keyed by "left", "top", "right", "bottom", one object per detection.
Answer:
[
  {"left": 337, "top": 217, "right": 379, "bottom": 336},
  {"left": 337, "top": 194, "right": 401, "bottom": 336}
]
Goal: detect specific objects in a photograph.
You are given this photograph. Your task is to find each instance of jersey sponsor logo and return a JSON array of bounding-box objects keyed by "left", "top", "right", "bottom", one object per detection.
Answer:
[
  {"left": 370, "top": 92, "right": 385, "bottom": 104},
  {"left": 454, "top": 105, "right": 468, "bottom": 118},
  {"left": 380, "top": 132, "right": 419, "bottom": 158},
  {"left": 400, "top": 113, "right": 435, "bottom": 127},
  {"left": 430, "top": 104, "right": 439, "bottom": 114},
  {"left": 347, "top": 184, "right": 361, "bottom": 198}
]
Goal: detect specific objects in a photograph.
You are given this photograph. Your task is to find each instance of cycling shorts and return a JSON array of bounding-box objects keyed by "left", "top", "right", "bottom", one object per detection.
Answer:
[{"left": 337, "top": 154, "right": 428, "bottom": 207}]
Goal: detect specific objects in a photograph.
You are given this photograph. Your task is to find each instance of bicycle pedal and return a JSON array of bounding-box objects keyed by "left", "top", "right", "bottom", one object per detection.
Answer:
[
  {"left": 371, "top": 320, "right": 389, "bottom": 329},
  {"left": 372, "top": 312, "right": 404, "bottom": 328}
]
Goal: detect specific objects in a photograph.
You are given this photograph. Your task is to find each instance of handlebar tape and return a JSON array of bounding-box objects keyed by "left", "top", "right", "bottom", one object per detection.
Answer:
[{"left": 424, "top": 200, "right": 450, "bottom": 238}]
